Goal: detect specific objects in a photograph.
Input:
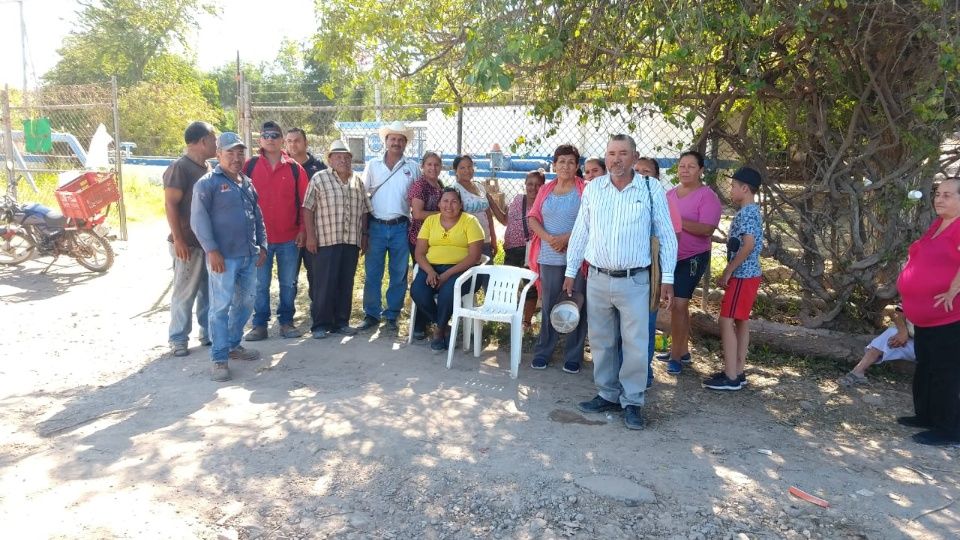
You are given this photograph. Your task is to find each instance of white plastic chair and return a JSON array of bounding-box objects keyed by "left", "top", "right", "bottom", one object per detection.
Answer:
[
  {"left": 446, "top": 265, "right": 538, "bottom": 379},
  {"left": 407, "top": 254, "right": 490, "bottom": 345}
]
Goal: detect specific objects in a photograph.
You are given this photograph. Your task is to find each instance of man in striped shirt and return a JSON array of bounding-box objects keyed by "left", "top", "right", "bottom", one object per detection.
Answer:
[{"left": 563, "top": 134, "right": 678, "bottom": 430}]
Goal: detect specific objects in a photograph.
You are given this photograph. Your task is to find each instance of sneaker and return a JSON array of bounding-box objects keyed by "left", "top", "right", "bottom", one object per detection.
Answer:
[
  {"left": 412, "top": 330, "right": 427, "bottom": 341},
  {"left": 244, "top": 326, "right": 268, "bottom": 341},
  {"left": 311, "top": 329, "right": 328, "bottom": 339},
  {"left": 385, "top": 319, "right": 399, "bottom": 331},
  {"left": 702, "top": 373, "right": 743, "bottom": 391},
  {"left": 666, "top": 360, "right": 683, "bottom": 375},
  {"left": 210, "top": 362, "right": 230, "bottom": 382},
  {"left": 330, "top": 325, "right": 358, "bottom": 336},
  {"left": 171, "top": 342, "right": 189, "bottom": 357},
  {"left": 531, "top": 357, "right": 548, "bottom": 370},
  {"left": 228, "top": 346, "right": 261, "bottom": 361},
  {"left": 656, "top": 352, "right": 690, "bottom": 363},
  {"left": 623, "top": 405, "right": 645, "bottom": 430},
  {"left": 356, "top": 316, "right": 380, "bottom": 331},
  {"left": 710, "top": 371, "right": 747, "bottom": 386},
  {"left": 577, "top": 395, "right": 621, "bottom": 414},
  {"left": 430, "top": 337, "right": 448, "bottom": 351},
  {"left": 280, "top": 324, "right": 301, "bottom": 338},
  {"left": 562, "top": 361, "right": 581, "bottom": 374}
]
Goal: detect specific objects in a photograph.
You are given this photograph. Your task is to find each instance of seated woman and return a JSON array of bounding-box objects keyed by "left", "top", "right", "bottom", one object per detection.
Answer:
[
  {"left": 411, "top": 188, "right": 485, "bottom": 351},
  {"left": 838, "top": 304, "right": 915, "bottom": 387}
]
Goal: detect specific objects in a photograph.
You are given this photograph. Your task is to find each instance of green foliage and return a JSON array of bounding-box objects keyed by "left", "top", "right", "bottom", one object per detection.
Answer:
[
  {"left": 45, "top": 0, "right": 216, "bottom": 86},
  {"left": 119, "top": 82, "right": 222, "bottom": 155}
]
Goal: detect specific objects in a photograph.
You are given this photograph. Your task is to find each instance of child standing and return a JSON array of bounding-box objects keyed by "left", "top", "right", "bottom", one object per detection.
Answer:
[{"left": 703, "top": 167, "right": 764, "bottom": 391}]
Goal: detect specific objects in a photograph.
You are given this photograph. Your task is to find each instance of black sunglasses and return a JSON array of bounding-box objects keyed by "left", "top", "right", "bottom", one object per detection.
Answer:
[{"left": 261, "top": 132, "right": 282, "bottom": 140}]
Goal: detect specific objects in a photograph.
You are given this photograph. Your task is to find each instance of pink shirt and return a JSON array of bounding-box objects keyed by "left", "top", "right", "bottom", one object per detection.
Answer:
[
  {"left": 668, "top": 185, "right": 722, "bottom": 260},
  {"left": 898, "top": 217, "right": 960, "bottom": 327}
]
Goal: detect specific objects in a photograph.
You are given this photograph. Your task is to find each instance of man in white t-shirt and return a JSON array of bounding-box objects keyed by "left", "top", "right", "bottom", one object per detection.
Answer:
[{"left": 357, "top": 121, "right": 421, "bottom": 332}]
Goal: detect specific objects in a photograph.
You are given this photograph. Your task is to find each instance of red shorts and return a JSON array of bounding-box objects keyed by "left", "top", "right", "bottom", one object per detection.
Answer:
[{"left": 720, "top": 276, "right": 761, "bottom": 320}]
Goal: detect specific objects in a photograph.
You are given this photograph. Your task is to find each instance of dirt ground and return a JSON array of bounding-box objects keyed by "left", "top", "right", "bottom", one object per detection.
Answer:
[{"left": 1, "top": 220, "right": 958, "bottom": 540}]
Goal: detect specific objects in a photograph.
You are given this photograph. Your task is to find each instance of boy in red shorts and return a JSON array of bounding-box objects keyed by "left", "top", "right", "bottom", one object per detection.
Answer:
[{"left": 704, "top": 167, "right": 764, "bottom": 391}]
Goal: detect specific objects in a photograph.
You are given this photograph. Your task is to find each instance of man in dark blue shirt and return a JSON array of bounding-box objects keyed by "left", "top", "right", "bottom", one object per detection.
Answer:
[{"left": 191, "top": 132, "right": 267, "bottom": 382}]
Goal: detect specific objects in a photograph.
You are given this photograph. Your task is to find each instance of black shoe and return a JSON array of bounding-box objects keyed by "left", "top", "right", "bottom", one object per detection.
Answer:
[
  {"left": 710, "top": 371, "right": 747, "bottom": 386},
  {"left": 562, "top": 361, "right": 581, "bottom": 374},
  {"left": 330, "top": 325, "right": 358, "bottom": 336},
  {"left": 412, "top": 330, "right": 427, "bottom": 340},
  {"left": 912, "top": 430, "right": 960, "bottom": 447},
  {"left": 577, "top": 395, "right": 621, "bottom": 414},
  {"left": 356, "top": 316, "right": 380, "bottom": 331},
  {"left": 702, "top": 373, "right": 743, "bottom": 391},
  {"left": 385, "top": 319, "right": 399, "bottom": 331},
  {"left": 898, "top": 416, "right": 932, "bottom": 428},
  {"left": 623, "top": 405, "right": 645, "bottom": 430}
]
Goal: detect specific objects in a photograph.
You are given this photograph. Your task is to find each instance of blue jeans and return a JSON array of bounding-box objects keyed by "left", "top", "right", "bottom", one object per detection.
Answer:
[
  {"left": 168, "top": 243, "right": 209, "bottom": 345},
  {"left": 363, "top": 220, "right": 410, "bottom": 321},
  {"left": 208, "top": 255, "right": 257, "bottom": 363},
  {"left": 409, "top": 264, "right": 468, "bottom": 329},
  {"left": 252, "top": 240, "right": 300, "bottom": 327},
  {"left": 587, "top": 268, "right": 650, "bottom": 407}
]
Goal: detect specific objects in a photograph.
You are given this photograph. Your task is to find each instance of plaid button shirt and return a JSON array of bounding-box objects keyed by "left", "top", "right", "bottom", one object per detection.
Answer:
[{"left": 302, "top": 168, "right": 371, "bottom": 248}]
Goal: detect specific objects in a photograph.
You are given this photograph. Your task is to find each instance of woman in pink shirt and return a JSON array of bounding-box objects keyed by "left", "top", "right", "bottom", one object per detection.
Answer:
[
  {"left": 896, "top": 177, "right": 960, "bottom": 446},
  {"left": 656, "top": 150, "right": 722, "bottom": 375}
]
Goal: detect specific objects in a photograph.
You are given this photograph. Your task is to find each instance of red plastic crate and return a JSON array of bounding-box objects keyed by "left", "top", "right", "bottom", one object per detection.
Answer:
[{"left": 55, "top": 172, "right": 120, "bottom": 219}]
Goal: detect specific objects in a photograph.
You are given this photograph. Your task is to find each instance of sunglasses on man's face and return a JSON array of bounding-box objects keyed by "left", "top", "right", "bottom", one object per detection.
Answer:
[{"left": 261, "top": 132, "right": 282, "bottom": 140}]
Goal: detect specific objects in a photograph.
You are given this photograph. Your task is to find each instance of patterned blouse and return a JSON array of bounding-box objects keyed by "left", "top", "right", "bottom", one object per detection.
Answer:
[
  {"left": 406, "top": 177, "right": 444, "bottom": 245},
  {"left": 504, "top": 194, "right": 532, "bottom": 249}
]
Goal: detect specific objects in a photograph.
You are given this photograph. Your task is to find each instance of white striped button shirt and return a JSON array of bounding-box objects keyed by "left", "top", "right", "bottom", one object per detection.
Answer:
[{"left": 564, "top": 173, "right": 678, "bottom": 284}]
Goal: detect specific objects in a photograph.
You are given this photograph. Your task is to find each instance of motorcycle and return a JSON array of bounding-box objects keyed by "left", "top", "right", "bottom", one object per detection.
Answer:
[{"left": 0, "top": 192, "right": 114, "bottom": 272}]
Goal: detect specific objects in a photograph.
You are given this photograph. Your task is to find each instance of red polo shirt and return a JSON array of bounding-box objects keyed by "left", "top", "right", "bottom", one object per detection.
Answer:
[{"left": 244, "top": 151, "right": 308, "bottom": 244}]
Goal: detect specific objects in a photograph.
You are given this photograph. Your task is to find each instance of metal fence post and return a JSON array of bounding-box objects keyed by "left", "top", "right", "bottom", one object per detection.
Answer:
[
  {"left": 111, "top": 77, "right": 128, "bottom": 240},
  {"left": 1, "top": 86, "right": 15, "bottom": 200}
]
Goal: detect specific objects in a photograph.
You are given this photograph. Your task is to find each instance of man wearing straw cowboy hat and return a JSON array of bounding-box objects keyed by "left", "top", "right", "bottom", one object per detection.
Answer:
[
  {"left": 357, "top": 121, "right": 421, "bottom": 332},
  {"left": 302, "top": 140, "right": 371, "bottom": 339}
]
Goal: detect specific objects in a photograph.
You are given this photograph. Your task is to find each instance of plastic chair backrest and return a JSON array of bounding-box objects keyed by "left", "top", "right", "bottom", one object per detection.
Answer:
[{"left": 469, "top": 265, "right": 537, "bottom": 311}]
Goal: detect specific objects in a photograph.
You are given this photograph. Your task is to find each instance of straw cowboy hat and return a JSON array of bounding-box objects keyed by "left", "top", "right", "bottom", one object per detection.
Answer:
[
  {"left": 378, "top": 121, "right": 413, "bottom": 142},
  {"left": 327, "top": 139, "right": 352, "bottom": 157}
]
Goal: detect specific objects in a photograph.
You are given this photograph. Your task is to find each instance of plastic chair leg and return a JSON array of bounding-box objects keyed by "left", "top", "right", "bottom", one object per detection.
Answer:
[
  {"left": 407, "top": 304, "right": 417, "bottom": 345},
  {"left": 473, "top": 318, "right": 482, "bottom": 357},
  {"left": 447, "top": 314, "right": 460, "bottom": 369},
  {"left": 509, "top": 317, "right": 522, "bottom": 379}
]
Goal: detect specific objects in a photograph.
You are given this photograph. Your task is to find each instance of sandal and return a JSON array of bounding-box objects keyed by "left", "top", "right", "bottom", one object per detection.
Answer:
[{"left": 838, "top": 372, "right": 868, "bottom": 387}]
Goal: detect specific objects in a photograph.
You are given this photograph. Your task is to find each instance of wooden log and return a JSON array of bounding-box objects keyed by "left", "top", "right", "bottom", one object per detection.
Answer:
[{"left": 655, "top": 307, "right": 873, "bottom": 362}]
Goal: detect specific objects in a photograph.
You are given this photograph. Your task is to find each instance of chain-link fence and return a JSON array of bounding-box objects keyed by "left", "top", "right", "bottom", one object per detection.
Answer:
[
  {"left": 1, "top": 81, "right": 127, "bottom": 239},
  {"left": 240, "top": 83, "right": 701, "bottom": 203}
]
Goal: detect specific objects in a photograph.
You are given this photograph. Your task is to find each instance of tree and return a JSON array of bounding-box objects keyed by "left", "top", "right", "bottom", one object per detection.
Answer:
[
  {"left": 315, "top": 0, "right": 960, "bottom": 329},
  {"left": 45, "top": 0, "right": 215, "bottom": 86},
  {"left": 120, "top": 82, "right": 222, "bottom": 155}
]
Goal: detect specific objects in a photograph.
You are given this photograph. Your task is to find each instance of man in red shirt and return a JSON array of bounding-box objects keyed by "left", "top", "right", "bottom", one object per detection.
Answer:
[{"left": 243, "top": 121, "right": 309, "bottom": 340}]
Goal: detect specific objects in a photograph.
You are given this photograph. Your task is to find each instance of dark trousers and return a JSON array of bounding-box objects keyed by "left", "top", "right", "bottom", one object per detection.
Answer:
[
  {"left": 308, "top": 244, "right": 360, "bottom": 331},
  {"left": 533, "top": 264, "right": 587, "bottom": 366},
  {"left": 913, "top": 320, "right": 960, "bottom": 437},
  {"left": 410, "top": 264, "right": 469, "bottom": 330}
]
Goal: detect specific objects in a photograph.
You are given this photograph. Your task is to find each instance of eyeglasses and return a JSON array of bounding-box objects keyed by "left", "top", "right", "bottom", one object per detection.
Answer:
[{"left": 261, "top": 132, "right": 282, "bottom": 140}]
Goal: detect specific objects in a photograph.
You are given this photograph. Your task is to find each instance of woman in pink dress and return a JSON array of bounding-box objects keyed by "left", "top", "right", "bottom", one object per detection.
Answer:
[{"left": 896, "top": 177, "right": 960, "bottom": 446}]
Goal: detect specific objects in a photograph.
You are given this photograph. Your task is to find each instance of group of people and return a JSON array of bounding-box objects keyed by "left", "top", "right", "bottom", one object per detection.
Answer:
[{"left": 162, "top": 119, "right": 959, "bottom": 441}]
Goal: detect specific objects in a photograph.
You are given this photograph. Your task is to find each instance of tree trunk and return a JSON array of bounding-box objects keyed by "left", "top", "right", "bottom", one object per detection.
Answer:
[{"left": 655, "top": 308, "right": 872, "bottom": 363}]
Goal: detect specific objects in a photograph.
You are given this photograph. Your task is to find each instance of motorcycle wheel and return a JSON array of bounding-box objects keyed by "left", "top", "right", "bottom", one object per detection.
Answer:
[
  {"left": 0, "top": 231, "right": 36, "bottom": 265},
  {"left": 72, "top": 230, "right": 114, "bottom": 272}
]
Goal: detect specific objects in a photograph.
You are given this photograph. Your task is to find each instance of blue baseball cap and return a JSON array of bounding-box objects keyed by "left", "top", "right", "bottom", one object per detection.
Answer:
[{"left": 217, "top": 132, "right": 246, "bottom": 150}]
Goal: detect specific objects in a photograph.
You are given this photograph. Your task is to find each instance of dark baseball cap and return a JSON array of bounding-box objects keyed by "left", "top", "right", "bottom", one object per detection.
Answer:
[{"left": 729, "top": 167, "right": 762, "bottom": 189}]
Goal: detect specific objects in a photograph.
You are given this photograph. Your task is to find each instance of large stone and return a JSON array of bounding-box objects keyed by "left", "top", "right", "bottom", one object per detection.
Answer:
[{"left": 575, "top": 475, "right": 657, "bottom": 506}]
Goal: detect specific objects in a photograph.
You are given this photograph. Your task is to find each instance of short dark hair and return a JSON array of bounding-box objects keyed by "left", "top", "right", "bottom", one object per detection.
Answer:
[
  {"left": 553, "top": 144, "right": 581, "bottom": 165},
  {"left": 184, "top": 121, "right": 214, "bottom": 145},
  {"left": 734, "top": 178, "right": 760, "bottom": 195},
  {"left": 609, "top": 134, "right": 637, "bottom": 153},
  {"left": 261, "top": 120, "right": 282, "bottom": 133},
  {"left": 452, "top": 154, "right": 474, "bottom": 170},
  {"left": 637, "top": 156, "right": 660, "bottom": 177},
  {"left": 441, "top": 186, "right": 463, "bottom": 205},
  {"left": 286, "top": 127, "right": 307, "bottom": 141},
  {"left": 679, "top": 150, "right": 705, "bottom": 169}
]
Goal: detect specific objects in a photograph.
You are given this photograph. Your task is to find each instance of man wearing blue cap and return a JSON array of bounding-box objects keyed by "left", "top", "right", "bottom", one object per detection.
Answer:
[{"left": 191, "top": 133, "right": 267, "bottom": 382}]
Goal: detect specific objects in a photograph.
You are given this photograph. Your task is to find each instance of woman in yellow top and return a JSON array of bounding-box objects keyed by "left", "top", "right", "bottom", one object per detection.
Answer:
[{"left": 411, "top": 188, "right": 485, "bottom": 350}]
